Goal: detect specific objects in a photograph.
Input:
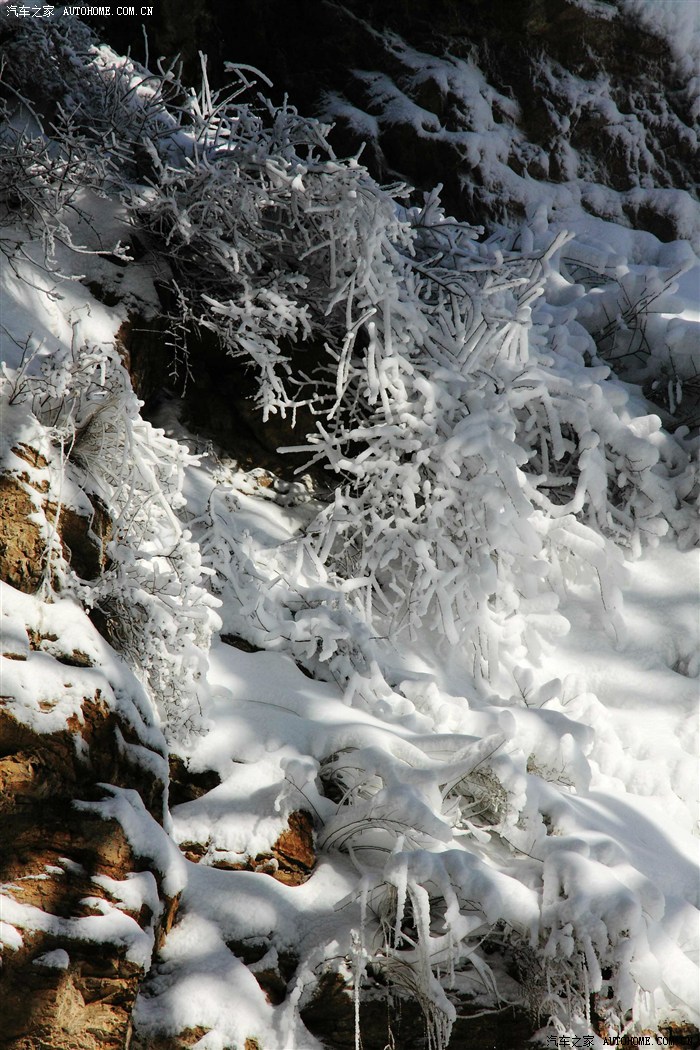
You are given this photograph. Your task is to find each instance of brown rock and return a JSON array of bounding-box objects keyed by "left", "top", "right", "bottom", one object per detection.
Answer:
[
  {"left": 0, "top": 639, "right": 171, "bottom": 1050},
  {"left": 272, "top": 809, "right": 316, "bottom": 881},
  {"left": 131, "top": 1027, "right": 211, "bottom": 1050},
  {"left": 116, "top": 313, "right": 171, "bottom": 409},
  {"left": 0, "top": 460, "right": 112, "bottom": 593},
  {"left": 0, "top": 943, "right": 143, "bottom": 1050},
  {"left": 0, "top": 809, "right": 146, "bottom": 1050},
  {"left": 155, "top": 891, "right": 181, "bottom": 953},
  {"left": 191, "top": 809, "right": 317, "bottom": 886},
  {"left": 659, "top": 1023, "right": 700, "bottom": 1048},
  {"left": 168, "top": 753, "right": 221, "bottom": 806},
  {"left": 253, "top": 967, "right": 288, "bottom": 1005},
  {"left": 44, "top": 496, "right": 112, "bottom": 581},
  {"left": 0, "top": 692, "right": 165, "bottom": 822},
  {"left": 11, "top": 444, "right": 49, "bottom": 471},
  {"left": 0, "top": 475, "right": 46, "bottom": 592},
  {"left": 300, "top": 970, "right": 535, "bottom": 1050}
]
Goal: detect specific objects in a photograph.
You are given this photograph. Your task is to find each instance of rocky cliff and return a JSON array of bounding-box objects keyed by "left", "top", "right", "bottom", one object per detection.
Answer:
[{"left": 94, "top": 0, "right": 699, "bottom": 242}]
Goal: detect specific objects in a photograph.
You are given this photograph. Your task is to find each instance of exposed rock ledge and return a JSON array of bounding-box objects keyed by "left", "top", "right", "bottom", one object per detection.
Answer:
[{"left": 0, "top": 572, "right": 181, "bottom": 1050}]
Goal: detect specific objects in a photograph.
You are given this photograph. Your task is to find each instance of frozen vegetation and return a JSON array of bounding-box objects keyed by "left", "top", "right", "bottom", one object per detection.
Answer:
[{"left": 0, "top": 11, "right": 698, "bottom": 1049}]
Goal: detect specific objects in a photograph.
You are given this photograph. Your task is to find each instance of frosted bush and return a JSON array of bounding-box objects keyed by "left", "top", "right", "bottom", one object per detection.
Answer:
[
  {"left": 126, "top": 59, "right": 696, "bottom": 689},
  {"left": 5, "top": 327, "right": 218, "bottom": 739}
]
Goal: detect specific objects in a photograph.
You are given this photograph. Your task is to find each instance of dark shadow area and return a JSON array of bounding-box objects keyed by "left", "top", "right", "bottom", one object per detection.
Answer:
[{"left": 85, "top": 0, "right": 697, "bottom": 237}]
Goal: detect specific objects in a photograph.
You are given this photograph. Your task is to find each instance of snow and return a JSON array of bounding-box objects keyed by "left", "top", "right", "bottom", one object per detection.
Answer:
[
  {"left": 32, "top": 949, "right": 70, "bottom": 970},
  {"left": 137, "top": 217, "right": 698, "bottom": 1039},
  {"left": 323, "top": 25, "right": 700, "bottom": 250},
  {"left": 0, "top": 892, "right": 156, "bottom": 969},
  {"left": 617, "top": 0, "right": 700, "bottom": 83},
  {"left": 135, "top": 436, "right": 698, "bottom": 1043},
  {"left": 0, "top": 14, "right": 698, "bottom": 1049}
]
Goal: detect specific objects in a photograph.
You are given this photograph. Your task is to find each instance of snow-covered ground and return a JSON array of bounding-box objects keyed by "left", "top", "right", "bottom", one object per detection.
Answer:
[
  {"left": 0, "top": 14, "right": 698, "bottom": 1050},
  {"left": 125, "top": 431, "right": 699, "bottom": 1048}
]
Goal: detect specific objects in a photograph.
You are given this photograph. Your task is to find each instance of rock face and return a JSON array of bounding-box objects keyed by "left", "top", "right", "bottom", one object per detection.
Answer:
[
  {"left": 0, "top": 462, "right": 177, "bottom": 1050},
  {"left": 299, "top": 971, "right": 535, "bottom": 1050},
  {"left": 0, "top": 444, "right": 111, "bottom": 594},
  {"left": 178, "top": 808, "right": 316, "bottom": 886},
  {"left": 162, "top": 327, "right": 318, "bottom": 479},
  {"left": 1, "top": 808, "right": 162, "bottom": 1050},
  {"left": 93, "top": 0, "right": 699, "bottom": 242},
  {"left": 0, "top": 473, "right": 47, "bottom": 593}
]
